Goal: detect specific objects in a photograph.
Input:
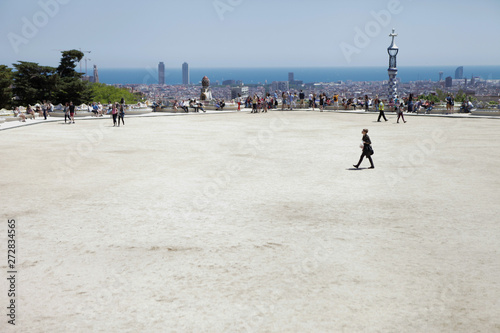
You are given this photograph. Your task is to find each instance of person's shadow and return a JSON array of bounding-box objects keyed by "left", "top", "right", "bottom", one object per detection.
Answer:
[{"left": 346, "top": 167, "right": 371, "bottom": 171}]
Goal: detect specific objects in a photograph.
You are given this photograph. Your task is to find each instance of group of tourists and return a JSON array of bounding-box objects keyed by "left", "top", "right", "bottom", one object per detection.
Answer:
[
  {"left": 171, "top": 99, "right": 206, "bottom": 113},
  {"left": 13, "top": 100, "right": 53, "bottom": 122}
]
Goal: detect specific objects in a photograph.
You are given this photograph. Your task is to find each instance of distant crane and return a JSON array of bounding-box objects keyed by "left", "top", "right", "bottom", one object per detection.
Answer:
[
  {"left": 84, "top": 57, "right": 91, "bottom": 77},
  {"left": 78, "top": 49, "right": 92, "bottom": 75}
]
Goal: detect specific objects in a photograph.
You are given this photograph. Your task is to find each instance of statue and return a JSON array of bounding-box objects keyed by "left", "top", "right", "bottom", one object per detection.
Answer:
[{"left": 200, "top": 76, "right": 213, "bottom": 101}]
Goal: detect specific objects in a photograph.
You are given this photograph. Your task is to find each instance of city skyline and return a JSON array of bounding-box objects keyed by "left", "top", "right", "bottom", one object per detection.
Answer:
[{"left": 1, "top": 0, "right": 499, "bottom": 70}]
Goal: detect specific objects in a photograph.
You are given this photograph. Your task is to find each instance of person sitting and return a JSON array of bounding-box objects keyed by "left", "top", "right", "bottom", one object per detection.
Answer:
[
  {"left": 26, "top": 105, "right": 35, "bottom": 119},
  {"left": 179, "top": 100, "right": 188, "bottom": 113},
  {"left": 35, "top": 105, "right": 42, "bottom": 117},
  {"left": 92, "top": 103, "right": 99, "bottom": 116},
  {"left": 172, "top": 100, "right": 178, "bottom": 111},
  {"left": 214, "top": 100, "right": 221, "bottom": 110},
  {"left": 197, "top": 101, "right": 206, "bottom": 113},
  {"left": 425, "top": 101, "right": 434, "bottom": 114},
  {"left": 189, "top": 99, "right": 200, "bottom": 112},
  {"left": 460, "top": 100, "right": 473, "bottom": 113},
  {"left": 14, "top": 107, "right": 26, "bottom": 122}
]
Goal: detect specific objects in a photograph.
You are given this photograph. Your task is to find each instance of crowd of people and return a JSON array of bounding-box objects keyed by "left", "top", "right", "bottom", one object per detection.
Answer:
[
  {"left": 237, "top": 90, "right": 476, "bottom": 117},
  {"left": 6, "top": 91, "right": 482, "bottom": 128}
]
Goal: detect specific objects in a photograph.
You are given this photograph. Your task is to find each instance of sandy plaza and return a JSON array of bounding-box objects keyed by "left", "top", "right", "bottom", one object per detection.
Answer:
[{"left": 0, "top": 110, "right": 499, "bottom": 332}]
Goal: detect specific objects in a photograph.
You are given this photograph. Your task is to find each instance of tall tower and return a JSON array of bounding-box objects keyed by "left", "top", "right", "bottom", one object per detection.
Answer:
[
  {"left": 387, "top": 28, "right": 399, "bottom": 101},
  {"left": 439, "top": 71, "right": 444, "bottom": 82},
  {"left": 158, "top": 62, "right": 165, "bottom": 85},
  {"left": 288, "top": 72, "right": 294, "bottom": 82},
  {"left": 182, "top": 62, "right": 189, "bottom": 85},
  {"left": 93, "top": 65, "right": 99, "bottom": 83},
  {"left": 455, "top": 66, "right": 464, "bottom": 79}
]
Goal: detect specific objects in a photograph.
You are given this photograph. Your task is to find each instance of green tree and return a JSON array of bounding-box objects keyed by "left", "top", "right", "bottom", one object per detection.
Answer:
[
  {"left": 12, "top": 61, "right": 57, "bottom": 106},
  {"left": 55, "top": 50, "right": 93, "bottom": 104},
  {"left": 0, "top": 65, "right": 13, "bottom": 109},
  {"left": 90, "top": 83, "right": 142, "bottom": 104},
  {"left": 435, "top": 89, "right": 447, "bottom": 101},
  {"left": 418, "top": 93, "right": 440, "bottom": 103}
]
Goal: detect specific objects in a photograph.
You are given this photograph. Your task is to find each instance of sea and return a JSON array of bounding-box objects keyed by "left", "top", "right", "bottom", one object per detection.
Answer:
[{"left": 96, "top": 66, "right": 500, "bottom": 85}]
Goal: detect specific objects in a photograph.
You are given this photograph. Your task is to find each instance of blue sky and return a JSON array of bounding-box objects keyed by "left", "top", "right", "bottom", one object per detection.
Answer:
[{"left": 1, "top": 0, "right": 499, "bottom": 69}]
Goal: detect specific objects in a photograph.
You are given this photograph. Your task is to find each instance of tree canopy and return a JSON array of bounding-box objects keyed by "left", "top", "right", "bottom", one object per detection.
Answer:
[
  {"left": 12, "top": 61, "right": 58, "bottom": 106},
  {"left": 1, "top": 49, "right": 143, "bottom": 107},
  {"left": 90, "top": 83, "right": 142, "bottom": 104},
  {"left": 0, "top": 65, "right": 13, "bottom": 109}
]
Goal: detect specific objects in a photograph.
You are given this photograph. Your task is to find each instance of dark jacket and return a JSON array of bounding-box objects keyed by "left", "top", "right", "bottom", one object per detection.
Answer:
[{"left": 362, "top": 134, "right": 372, "bottom": 154}]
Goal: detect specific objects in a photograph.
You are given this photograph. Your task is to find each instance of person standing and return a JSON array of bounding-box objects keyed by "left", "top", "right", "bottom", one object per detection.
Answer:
[
  {"left": 262, "top": 95, "right": 268, "bottom": 113},
  {"left": 364, "top": 95, "right": 369, "bottom": 112},
  {"left": 281, "top": 92, "right": 287, "bottom": 111},
  {"left": 42, "top": 100, "right": 47, "bottom": 120},
  {"left": 377, "top": 100, "right": 388, "bottom": 122},
  {"left": 252, "top": 94, "right": 258, "bottom": 113},
  {"left": 118, "top": 103, "right": 125, "bottom": 126},
  {"left": 319, "top": 93, "right": 325, "bottom": 111},
  {"left": 397, "top": 102, "right": 407, "bottom": 123},
  {"left": 353, "top": 129, "right": 374, "bottom": 169},
  {"left": 288, "top": 92, "right": 294, "bottom": 110},
  {"left": 299, "top": 90, "right": 305, "bottom": 108},
  {"left": 68, "top": 101, "right": 76, "bottom": 124},
  {"left": 63, "top": 102, "right": 70, "bottom": 123},
  {"left": 236, "top": 93, "right": 241, "bottom": 111},
  {"left": 112, "top": 103, "right": 118, "bottom": 126},
  {"left": 45, "top": 101, "right": 52, "bottom": 120}
]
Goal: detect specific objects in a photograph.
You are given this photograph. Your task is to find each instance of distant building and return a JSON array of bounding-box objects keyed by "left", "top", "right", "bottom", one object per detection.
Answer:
[
  {"left": 236, "top": 80, "right": 243, "bottom": 85},
  {"left": 92, "top": 65, "right": 99, "bottom": 83},
  {"left": 445, "top": 76, "right": 453, "bottom": 88},
  {"left": 158, "top": 62, "right": 165, "bottom": 85},
  {"left": 182, "top": 62, "right": 189, "bottom": 85},
  {"left": 231, "top": 86, "right": 249, "bottom": 99},
  {"left": 271, "top": 81, "right": 289, "bottom": 92},
  {"left": 288, "top": 72, "right": 294, "bottom": 82},
  {"left": 438, "top": 71, "right": 444, "bottom": 82},
  {"left": 222, "top": 79, "right": 236, "bottom": 85},
  {"left": 455, "top": 66, "right": 464, "bottom": 80}
]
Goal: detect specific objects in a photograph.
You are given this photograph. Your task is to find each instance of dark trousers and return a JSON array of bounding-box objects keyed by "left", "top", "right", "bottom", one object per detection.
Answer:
[
  {"left": 65, "top": 113, "right": 70, "bottom": 123},
  {"left": 112, "top": 113, "right": 117, "bottom": 125},
  {"left": 356, "top": 152, "right": 374, "bottom": 168},
  {"left": 397, "top": 112, "right": 405, "bottom": 122},
  {"left": 43, "top": 110, "right": 48, "bottom": 120},
  {"left": 378, "top": 111, "right": 387, "bottom": 121},
  {"left": 118, "top": 114, "right": 124, "bottom": 126}
]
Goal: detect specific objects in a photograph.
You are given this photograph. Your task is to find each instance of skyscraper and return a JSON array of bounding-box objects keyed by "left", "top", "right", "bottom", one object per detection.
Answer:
[
  {"left": 288, "top": 72, "right": 294, "bottom": 82},
  {"left": 445, "top": 76, "right": 453, "bottom": 88},
  {"left": 455, "top": 66, "right": 464, "bottom": 80},
  {"left": 93, "top": 65, "right": 99, "bottom": 83},
  {"left": 439, "top": 71, "right": 444, "bottom": 82},
  {"left": 158, "top": 62, "right": 165, "bottom": 85},
  {"left": 182, "top": 62, "right": 189, "bottom": 85}
]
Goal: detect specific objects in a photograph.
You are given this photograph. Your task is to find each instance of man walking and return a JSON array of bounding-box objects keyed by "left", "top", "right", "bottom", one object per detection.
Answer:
[{"left": 377, "top": 99, "right": 388, "bottom": 122}]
